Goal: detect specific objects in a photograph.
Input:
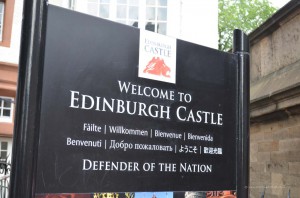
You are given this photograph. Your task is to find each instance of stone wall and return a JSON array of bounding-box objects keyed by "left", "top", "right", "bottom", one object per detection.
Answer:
[
  {"left": 250, "top": 12, "right": 300, "bottom": 82},
  {"left": 249, "top": 1, "right": 300, "bottom": 197},
  {"left": 250, "top": 112, "right": 300, "bottom": 197}
]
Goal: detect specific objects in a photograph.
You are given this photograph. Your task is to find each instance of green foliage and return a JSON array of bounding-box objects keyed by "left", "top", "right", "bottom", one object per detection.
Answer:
[{"left": 218, "top": 0, "right": 277, "bottom": 51}]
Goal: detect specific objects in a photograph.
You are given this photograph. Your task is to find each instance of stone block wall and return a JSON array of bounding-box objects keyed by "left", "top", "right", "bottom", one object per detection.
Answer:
[
  {"left": 249, "top": 2, "right": 300, "bottom": 197},
  {"left": 250, "top": 10, "right": 300, "bottom": 83},
  {"left": 250, "top": 114, "right": 300, "bottom": 198}
]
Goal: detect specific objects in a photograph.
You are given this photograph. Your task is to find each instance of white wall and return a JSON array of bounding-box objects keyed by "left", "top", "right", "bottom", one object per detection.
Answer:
[
  {"left": 178, "top": 0, "right": 218, "bottom": 48},
  {"left": 166, "top": 0, "right": 181, "bottom": 39},
  {"left": 166, "top": 0, "right": 218, "bottom": 48},
  {"left": 0, "top": 0, "right": 23, "bottom": 64},
  {"left": 49, "top": 0, "right": 219, "bottom": 49}
]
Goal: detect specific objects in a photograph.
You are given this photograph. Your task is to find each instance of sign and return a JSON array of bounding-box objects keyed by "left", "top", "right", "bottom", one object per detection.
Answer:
[
  {"left": 33, "top": 5, "right": 240, "bottom": 197},
  {"left": 139, "top": 31, "right": 177, "bottom": 84}
]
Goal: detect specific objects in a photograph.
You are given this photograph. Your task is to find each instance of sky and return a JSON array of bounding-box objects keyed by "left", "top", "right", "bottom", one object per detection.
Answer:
[{"left": 268, "top": 0, "right": 291, "bottom": 9}]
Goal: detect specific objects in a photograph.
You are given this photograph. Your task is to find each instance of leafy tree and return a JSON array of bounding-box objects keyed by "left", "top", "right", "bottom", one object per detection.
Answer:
[{"left": 218, "top": 0, "right": 277, "bottom": 51}]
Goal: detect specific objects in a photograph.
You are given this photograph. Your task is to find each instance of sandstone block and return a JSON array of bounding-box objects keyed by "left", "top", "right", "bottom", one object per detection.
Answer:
[
  {"left": 250, "top": 162, "right": 265, "bottom": 172},
  {"left": 288, "top": 162, "right": 300, "bottom": 175},
  {"left": 257, "top": 152, "right": 270, "bottom": 162},
  {"left": 271, "top": 151, "right": 300, "bottom": 162},
  {"left": 258, "top": 141, "right": 279, "bottom": 152},
  {"left": 266, "top": 162, "right": 289, "bottom": 173},
  {"left": 279, "top": 138, "right": 300, "bottom": 151}
]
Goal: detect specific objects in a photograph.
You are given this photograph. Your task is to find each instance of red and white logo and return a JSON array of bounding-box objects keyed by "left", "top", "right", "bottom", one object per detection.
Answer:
[
  {"left": 143, "top": 57, "right": 171, "bottom": 77},
  {"left": 139, "top": 30, "right": 176, "bottom": 84}
]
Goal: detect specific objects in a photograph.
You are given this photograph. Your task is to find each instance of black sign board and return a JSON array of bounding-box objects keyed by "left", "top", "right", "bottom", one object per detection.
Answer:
[{"left": 10, "top": 2, "right": 249, "bottom": 198}]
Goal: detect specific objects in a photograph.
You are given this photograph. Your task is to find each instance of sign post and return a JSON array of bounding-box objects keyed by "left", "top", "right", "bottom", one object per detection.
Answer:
[
  {"left": 9, "top": 0, "right": 47, "bottom": 197},
  {"left": 234, "top": 29, "right": 250, "bottom": 198},
  {"left": 10, "top": 2, "right": 249, "bottom": 198}
]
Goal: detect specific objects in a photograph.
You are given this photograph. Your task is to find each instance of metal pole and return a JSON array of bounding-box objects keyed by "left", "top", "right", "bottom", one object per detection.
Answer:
[
  {"left": 233, "top": 29, "right": 250, "bottom": 198},
  {"left": 9, "top": 0, "right": 48, "bottom": 197}
]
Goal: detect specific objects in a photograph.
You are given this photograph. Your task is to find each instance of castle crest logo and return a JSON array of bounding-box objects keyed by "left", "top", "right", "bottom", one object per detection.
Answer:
[{"left": 139, "top": 30, "right": 177, "bottom": 84}]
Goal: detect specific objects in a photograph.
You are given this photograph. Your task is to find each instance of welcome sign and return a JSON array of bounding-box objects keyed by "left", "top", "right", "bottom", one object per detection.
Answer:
[{"left": 33, "top": 5, "right": 239, "bottom": 197}]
